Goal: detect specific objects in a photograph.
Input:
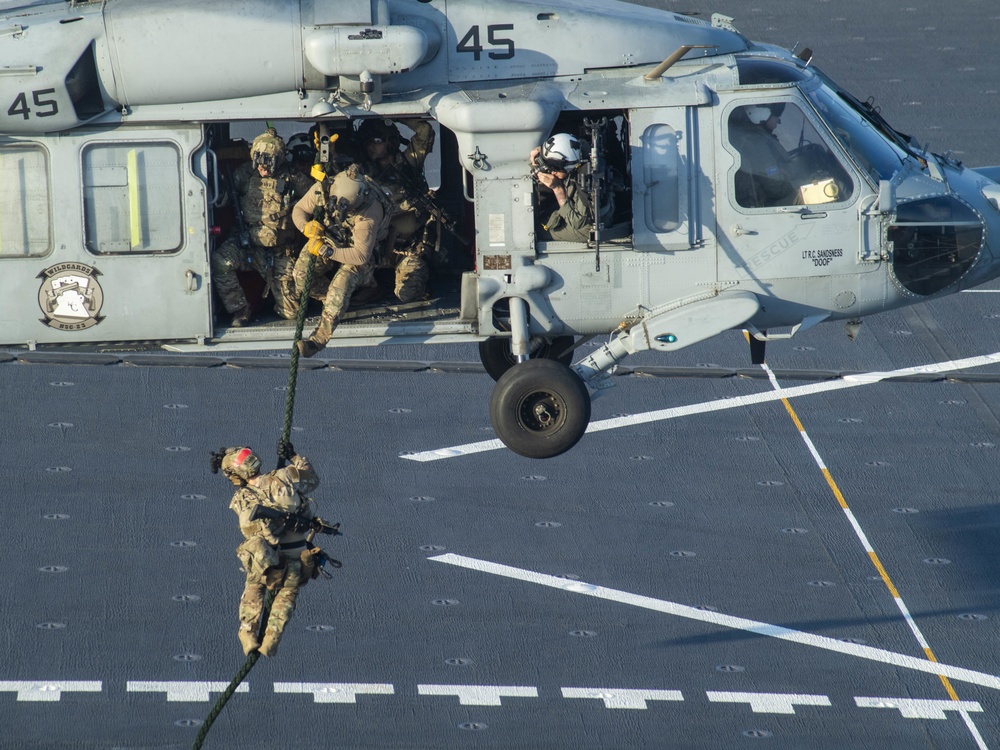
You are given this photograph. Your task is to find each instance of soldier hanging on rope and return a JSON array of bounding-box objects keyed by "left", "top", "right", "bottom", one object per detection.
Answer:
[{"left": 210, "top": 442, "right": 338, "bottom": 657}]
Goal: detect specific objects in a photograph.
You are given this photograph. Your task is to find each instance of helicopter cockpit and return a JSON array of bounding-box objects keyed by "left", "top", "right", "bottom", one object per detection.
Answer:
[{"left": 729, "top": 55, "right": 986, "bottom": 298}]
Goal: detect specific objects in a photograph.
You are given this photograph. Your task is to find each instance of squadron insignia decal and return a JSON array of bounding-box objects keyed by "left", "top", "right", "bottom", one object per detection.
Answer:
[{"left": 37, "top": 263, "right": 105, "bottom": 331}]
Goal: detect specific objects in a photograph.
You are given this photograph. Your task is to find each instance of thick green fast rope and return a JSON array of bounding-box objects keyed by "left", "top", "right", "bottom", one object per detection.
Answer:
[
  {"left": 279, "top": 253, "right": 318, "bottom": 459},
  {"left": 192, "top": 254, "right": 318, "bottom": 750}
]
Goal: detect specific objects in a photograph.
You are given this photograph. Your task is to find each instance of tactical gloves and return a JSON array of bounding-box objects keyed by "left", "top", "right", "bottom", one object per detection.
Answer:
[
  {"left": 302, "top": 220, "right": 324, "bottom": 240},
  {"left": 277, "top": 440, "right": 295, "bottom": 461}
]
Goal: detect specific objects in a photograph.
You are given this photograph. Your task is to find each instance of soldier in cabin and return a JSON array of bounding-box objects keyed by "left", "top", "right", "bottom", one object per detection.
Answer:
[
  {"left": 210, "top": 128, "right": 312, "bottom": 327},
  {"left": 290, "top": 164, "right": 394, "bottom": 357},
  {"left": 357, "top": 117, "right": 437, "bottom": 303}
]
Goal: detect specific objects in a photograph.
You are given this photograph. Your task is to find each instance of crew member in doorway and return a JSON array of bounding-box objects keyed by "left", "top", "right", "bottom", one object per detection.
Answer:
[
  {"left": 211, "top": 128, "right": 312, "bottom": 326},
  {"left": 530, "top": 132, "right": 612, "bottom": 243},
  {"left": 211, "top": 443, "right": 323, "bottom": 657},
  {"left": 291, "top": 164, "right": 393, "bottom": 357},
  {"left": 357, "top": 118, "right": 437, "bottom": 303}
]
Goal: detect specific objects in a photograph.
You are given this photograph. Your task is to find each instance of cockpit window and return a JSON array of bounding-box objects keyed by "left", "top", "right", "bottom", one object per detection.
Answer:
[
  {"left": 728, "top": 102, "right": 854, "bottom": 209},
  {"left": 806, "top": 86, "right": 908, "bottom": 183},
  {"left": 735, "top": 58, "right": 811, "bottom": 86}
]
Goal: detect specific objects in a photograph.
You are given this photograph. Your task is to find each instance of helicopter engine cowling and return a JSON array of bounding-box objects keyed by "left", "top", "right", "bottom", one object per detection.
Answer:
[{"left": 0, "top": 0, "right": 437, "bottom": 134}]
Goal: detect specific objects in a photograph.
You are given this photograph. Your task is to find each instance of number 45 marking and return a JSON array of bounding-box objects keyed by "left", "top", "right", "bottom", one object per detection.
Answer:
[
  {"left": 7, "top": 88, "right": 59, "bottom": 119},
  {"left": 457, "top": 24, "right": 515, "bottom": 61}
]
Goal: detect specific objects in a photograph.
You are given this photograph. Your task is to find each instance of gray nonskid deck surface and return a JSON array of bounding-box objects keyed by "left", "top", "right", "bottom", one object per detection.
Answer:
[
  {"left": 6, "top": 284, "right": 1000, "bottom": 749},
  {"left": 5, "top": 1, "right": 1000, "bottom": 748}
]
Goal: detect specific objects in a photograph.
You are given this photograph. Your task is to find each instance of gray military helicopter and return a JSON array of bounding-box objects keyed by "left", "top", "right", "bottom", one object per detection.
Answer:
[{"left": 2, "top": 0, "right": 1000, "bottom": 458}]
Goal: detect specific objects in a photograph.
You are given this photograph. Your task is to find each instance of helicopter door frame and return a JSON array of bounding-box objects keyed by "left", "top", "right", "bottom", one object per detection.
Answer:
[
  {"left": 716, "top": 95, "right": 873, "bottom": 286},
  {"left": 630, "top": 105, "right": 705, "bottom": 254},
  {"left": 0, "top": 123, "right": 212, "bottom": 347}
]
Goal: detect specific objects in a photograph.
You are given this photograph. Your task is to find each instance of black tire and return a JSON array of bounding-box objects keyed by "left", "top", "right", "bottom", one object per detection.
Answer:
[
  {"left": 478, "top": 335, "right": 576, "bottom": 381},
  {"left": 489, "top": 359, "right": 591, "bottom": 459}
]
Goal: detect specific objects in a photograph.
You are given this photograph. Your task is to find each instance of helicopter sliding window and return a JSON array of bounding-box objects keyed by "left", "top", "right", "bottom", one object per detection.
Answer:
[
  {"left": 82, "top": 142, "right": 183, "bottom": 255},
  {"left": 0, "top": 145, "right": 51, "bottom": 257},
  {"left": 640, "top": 123, "right": 680, "bottom": 233},
  {"left": 728, "top": 102, "right": 853, "bottom": 210}
]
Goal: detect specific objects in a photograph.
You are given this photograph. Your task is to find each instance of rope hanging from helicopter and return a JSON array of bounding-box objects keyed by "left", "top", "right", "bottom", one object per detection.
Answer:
[{"left": 190, "top": 254, "right": 318, "bottom": 750}]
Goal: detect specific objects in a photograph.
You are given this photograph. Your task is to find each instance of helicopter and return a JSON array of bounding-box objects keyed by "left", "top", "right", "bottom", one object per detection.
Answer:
[{"left": 2, "top": 0, "right": 1000, "bottom": 459}]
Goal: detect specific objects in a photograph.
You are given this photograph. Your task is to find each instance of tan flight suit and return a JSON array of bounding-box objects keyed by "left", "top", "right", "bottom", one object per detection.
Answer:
[
  {"left": 211, "top": 162, "right": 312, "bottom": 319},
  {"left": 229, "top": 453, "right": 320, "bottom": 656},
  {"left": 363, "top": 119, "right": 436, "bottom": 303},
  {"left": 290, "top": 180, "right": 389, "bottom": 348}
]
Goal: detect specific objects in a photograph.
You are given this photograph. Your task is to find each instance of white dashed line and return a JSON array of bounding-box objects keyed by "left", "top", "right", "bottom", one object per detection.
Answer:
[
  {"left": 855, "top": 697, "right": 984, "bottom": 720},
  {"left": 273, "top": 683, "right": 395, "bottom": 703},
  {"left": 707, "top": 691, "right": 832, "bottom": 714},
  {"left": 0, "top": 681, "right": 102, "bottom": 701},
  {"left": 561, "top": 688, "right": 684, "bottom": 709},
  {"left": 127, "top": 681, "right": 249, "bottom": 702},
  {"left": 417, "top": 684, "right": 538, "bottom": 705}
]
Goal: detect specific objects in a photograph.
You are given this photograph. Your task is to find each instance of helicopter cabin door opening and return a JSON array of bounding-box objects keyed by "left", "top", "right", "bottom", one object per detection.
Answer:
[{"left": 0, "top": 124, "right": 212, "bottom": 347}]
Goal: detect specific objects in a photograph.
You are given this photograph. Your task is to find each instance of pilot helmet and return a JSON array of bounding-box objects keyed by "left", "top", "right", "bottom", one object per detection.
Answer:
[
  {"left": 357, "top": 118, "right": 400, "bottom": 151},
  {"left": 745, "top": 104, "right": 784, "bottom": 125},
  {"left": 330, "top": 164, "right": 369, "bottom": 210},
  {"left": 221, "top": 447, "right": 262, "bottom": 484},
  {"left": 250, "top": 127, "right": 286, "bottom": 173},
  {"left": 540, "top": 133, "right": 582, "bottom": 172}
]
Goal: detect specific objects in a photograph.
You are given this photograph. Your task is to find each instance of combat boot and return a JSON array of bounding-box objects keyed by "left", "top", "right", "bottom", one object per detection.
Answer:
[
  {"left": 231, "top": 305, "right": 251, "bottom": 328},
  {"left": 296, "top": 338, "right": 323, "bottom": 358},
  {"left": 237, "top": 627, "right": 260, "bottom": 655},
  {"left": 258, "top": 629, "right": 280, "bottom": 657}
]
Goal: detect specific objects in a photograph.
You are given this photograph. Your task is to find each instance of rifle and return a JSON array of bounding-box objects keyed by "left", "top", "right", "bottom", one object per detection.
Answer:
[
  {"left": 248, "top": 503, "right": 341, "bottom": 537},
  {"left": 222, "top": 162, "right": 250, "bottom": 250},
  {"left": 248, "top": 504, "right": 342, "bottom": 577},
  {"left": 388, "top": 163, "right": 469, "bottom": 247},
  {"left": 583, "top": 117, "right": 608, "bottom": 271}
]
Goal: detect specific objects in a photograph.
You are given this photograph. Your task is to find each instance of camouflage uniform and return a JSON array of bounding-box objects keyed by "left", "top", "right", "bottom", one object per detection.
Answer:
[
  {"left": 211, "top": 130, "right": 312, "bottom": 323},
  {"left": 291, "top": 167, "right": 392, "bottom": 353},
  {"left": 228, "top": 452, "right": 320, "bottom": 657},
  {"left": 360, "top": 118, "right": 436, "bottom": 303}
]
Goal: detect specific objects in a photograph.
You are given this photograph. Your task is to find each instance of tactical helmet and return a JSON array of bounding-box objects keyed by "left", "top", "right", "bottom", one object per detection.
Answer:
[
  {"left": 330, "top": 164, "right": 369, "bottom": 210},
  {"left": 357, "top": 118, "right": 400, "bottom": 151},
  {"left": 250, "top": 128, "right": 286, "bottom": 174},
  {"left": 540, "top": 133, "right": 582, "bottom": 172},
  {"left": 221, "top": 447, "right": 262, "bottom": 482}
]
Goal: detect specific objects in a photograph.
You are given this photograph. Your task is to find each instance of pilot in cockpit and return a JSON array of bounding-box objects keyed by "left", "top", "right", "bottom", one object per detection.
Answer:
[{"left": 731, "top": 104, "right": 799, "bottom": 208}]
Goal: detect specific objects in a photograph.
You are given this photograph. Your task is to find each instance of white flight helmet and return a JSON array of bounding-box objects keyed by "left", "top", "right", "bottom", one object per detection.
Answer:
[
  {"left": 540, "top": 133, "right": 583, "bottom": 172},
  {"left": 745, "top": 105, "right": 780, "bottom": 125}
]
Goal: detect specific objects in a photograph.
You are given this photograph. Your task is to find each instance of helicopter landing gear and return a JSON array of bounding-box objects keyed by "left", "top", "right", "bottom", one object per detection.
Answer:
[
  {"left": 489, "top": 358, "right": 591, "bottom": 459},
  {"left": 478, "top": 335, "right": 576, "bottom": 381}
]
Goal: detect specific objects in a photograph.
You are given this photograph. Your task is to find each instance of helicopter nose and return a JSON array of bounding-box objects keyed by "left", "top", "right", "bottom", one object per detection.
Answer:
[{"left": 888, "top": 195, "right": 986, "bottom": 295}]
